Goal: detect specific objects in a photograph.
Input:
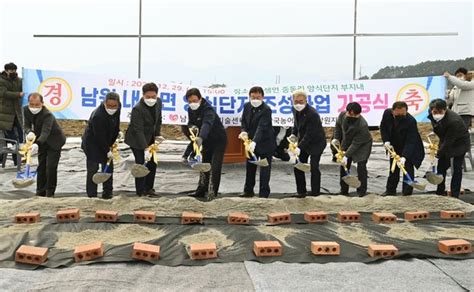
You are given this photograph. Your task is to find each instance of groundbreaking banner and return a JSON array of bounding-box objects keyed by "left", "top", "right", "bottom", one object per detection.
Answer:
[{"left": 22, "top": 68, "right": 446, "bottom": 127}]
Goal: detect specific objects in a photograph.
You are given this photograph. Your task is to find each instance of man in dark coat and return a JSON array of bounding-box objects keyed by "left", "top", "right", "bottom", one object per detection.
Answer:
[
  {"left": 125, "top": 83, "right": 163, "bottom": 197},
  {"left": 186, "top": 88, "right": 227, "bottom": 199},
  {"left": 380, "top": 101, "right": 425, "bottom": 196},
  {"left": 428, "top": 99, "right": 470, "bottom": 198},
  {"left": 239, "top": 86, "right": 276, "bottom": 198},
  {"left": 333, "top": 102, "right": 373, "bottom": 196},
  {"left": 0, "top": 62, "right": 24, "bottom": 165},
  {"left": 290, "top": 90, "right": 326, "bottom": 197},
  {"left": 82, "top": 92, "right": 121, "bottom": 199},
  {"left": 24, "top": 93, "right": 66, "bottom": 197}
]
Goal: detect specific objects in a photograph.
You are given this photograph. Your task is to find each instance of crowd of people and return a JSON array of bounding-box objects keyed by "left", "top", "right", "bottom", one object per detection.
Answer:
[{"left": 0, "top": 62, "right": 472, "bottom": 200}]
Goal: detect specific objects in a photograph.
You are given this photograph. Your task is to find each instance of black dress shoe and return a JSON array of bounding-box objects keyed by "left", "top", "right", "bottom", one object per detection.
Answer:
[
  {"left": 239, "top": 192, "right": 255, "bottom": 198},
  {"left": 102, "top": 193, "right": 113, "bottom": 200},
  {"left": 358, "top": 193, "right": 367, "bottom": 197},
  {"left": 293, "top": 193, "right": 307, "bottom": 198},
  {"left": 189, "top": 192, "right": 206, "bottom": 198},
  {"left": 381, "top": 192, "right": 396, "bottom": 197}
]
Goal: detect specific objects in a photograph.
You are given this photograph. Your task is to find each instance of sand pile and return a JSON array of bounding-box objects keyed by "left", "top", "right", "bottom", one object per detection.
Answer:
[
  {"left": 334, "top": 223, "right": 376, "bottom": 247},
  {"left": 0, "top": 194, "right": 472, "bottom": 221},
  {"left": 54, "top": 224, "right": 168, "bottom": 249},
  {"left": 386, "top": 223, "right": 474, "bottom": 241},
  {"left": 255, "top": 225, "right": 301, "bottom": 247}
]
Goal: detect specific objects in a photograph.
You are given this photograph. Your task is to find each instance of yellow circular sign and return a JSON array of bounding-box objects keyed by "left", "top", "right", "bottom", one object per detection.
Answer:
[
  {"left": 37, "top": 77, "right": 73, "bottom": 112},
  {"left": 396, "top": 83, "right": 430, "bottom": 116}
]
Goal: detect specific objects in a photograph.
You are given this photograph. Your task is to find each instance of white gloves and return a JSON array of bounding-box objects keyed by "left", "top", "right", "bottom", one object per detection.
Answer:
[
  {"left": 144, "top": 150, "right": 152, "bottom": 161},
  {"left": 26, "top": 132, "right": 35, "bottom": 141},
  {"left": 29, "top": 143, "right": 39, "bottom": 155},
  {"left": 331, "top": 139, "right": 339, "bottom": 145},
  {"left": 295, "top": 147, "right": 301, "bottom": 156},
  {"left": 107, "top": 151, "right": 113, "bottom": 159},
  {"left": 432, "top": 157, "right": 439, "bottom": 167},
  {"left": 342, "top": 156, "right": 348, "bottom": 165},
  {"left": 238, "top": 131, "right": 248, "bottom": 140},
  {"left": 399, "top": 157, "right": 406, "bottom": 167},
  {"left": 249, "top": 141, "right": 256, "bottom": 153},
  {"left": 384, "top": 141, "right": 391, "bottom": 148}
]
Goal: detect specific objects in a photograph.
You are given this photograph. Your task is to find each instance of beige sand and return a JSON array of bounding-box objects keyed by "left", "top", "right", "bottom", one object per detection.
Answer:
[
  {"left": 179, "top": 228, "right": 234, "bottom": 251},
  {"left": 1, "top": 194, "right": 472, "bottom": 221},
  {"left": 0, "top": 223, "right": 43, "bottom": 237},
  {"left": 54, "top": 224, "right": 167, "bottom": 249},
  {"left": 255, "top": 225, "right": 300, "bottom": 247},
  {"left": 386, "top": 223, "right": 474, "bottom": 241},
  {"left": 334, "top": 223, "right": 376, "bottom": 247}
]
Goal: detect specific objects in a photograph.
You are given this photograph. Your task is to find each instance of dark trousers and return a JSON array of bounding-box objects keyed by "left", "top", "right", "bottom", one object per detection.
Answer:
[
  {"left": 0, "top": 116, "right": 23, "bottom": 165},
  {"left": 340, "top": 158, "right": 367, "bottom": 195},
  {"left": 386, "top": 159, "right": 415, "bottom": 195},
  {"left": 437, "top": 154, "right": 464, "bottom": 197},
  {"left": 86, "top": 158, "right": 113, "bottom": 198},
  {"left": 244, "top": 153, "right": 273, "bottom": 198},
  {"left": 36, "top": 144, "right": 61, "bottom": 197},
  {"left": 461, "top": 115, "right": 472, "bottom": 128},
  {"left": 196, "top": 143, "right": 226, "bottom": 197},
  {"left": 131, "top": 147, "right": 157, "bottom": 195},
  {"left": 294, "top": 150, "right": 322, "bottom": 195}
]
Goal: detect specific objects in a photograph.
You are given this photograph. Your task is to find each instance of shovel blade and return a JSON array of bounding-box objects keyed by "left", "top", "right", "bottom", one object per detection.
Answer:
[
  {"left": 249, "top": 158, "right": 269, "bottom": 167},
  {"left": 294, "top": 162, "right": 311, "bottom": 173},
  {"left": 92, "top": 173, "right": 112, "bottom": 184},
  {"left": 405, "top": 180, "right": 427, "bottom": 191},
  {"left": 342, "top": 175, "right": 361, "bottom": 188},
  {"left": 191, "top": 162, "right": 211, "bottom": 172},
  {"left": 12, "top": 178, "right": 35, "bottom": 188},
  {"left": 426, "top": 172, "right": 444, "bottom": 185},
  {"left": 131, "top": 164, "right": 150, "bottom": 178}
]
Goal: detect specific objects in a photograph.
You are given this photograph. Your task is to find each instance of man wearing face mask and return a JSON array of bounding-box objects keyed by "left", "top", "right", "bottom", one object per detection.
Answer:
[
  {"left": 125, "top": 83, "right": 163, "bottom": 197},
  {"left": 380, "top": 101, "right": 424, "bottom": 196},
  {"left": 23, "top": 93, "right": 66, "bottom": 197},
  {"left": 428, "top": 99, "right": 470, "bottom": 198},
  {"left": 333, "top": 102, "right": 372, "bottom": 197},
  {"left": 0, "top": 62, "right": 24, "bottom": 166},
  {"left": 82, "top": 92, "right": 121, "bottom": 199},
  {"left": 445, "top": 68, "right": 474, "bottom": 128},
  {"left": 289, "top": 90, "right": 326, "bottom": 197},
  {"left": 239, "top": 86, "right": 276, "bottom": 198},
  {"left": 186, "top": 88, "right": 227, "bottom": 200}
]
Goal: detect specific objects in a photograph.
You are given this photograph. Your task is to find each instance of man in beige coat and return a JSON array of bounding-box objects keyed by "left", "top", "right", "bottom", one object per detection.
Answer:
[{"left": 445, "top": 69, "right": 474, "bottom": 128}]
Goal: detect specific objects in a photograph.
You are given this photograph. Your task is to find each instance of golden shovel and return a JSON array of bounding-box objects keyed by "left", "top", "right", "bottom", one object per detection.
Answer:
[
  {"left": 384, "top": 144, "right": 426, "bottom": 191},
  {"left": 131, "top": 136, "right": 165, "bottom": 178},
  {"left": 287, "top": 136, "right": 310, "bottom": 173},
  {"left": 12, "top": 133, "right": 37, "bottom": 188},
  {"left": 424, "top": 133, "right": 443, "bottom": 185},
  {"left": 187, "top": 127, "right": 211, "bottom": 172},
  {"left": 331, "top": 140, "right": 361, "bottom": 188},
  {"left": 239, "top": 136, "right": 269, "bottom": 167},
  {"left": 92, "top": 142, "right": 120, "bottom": 184}
]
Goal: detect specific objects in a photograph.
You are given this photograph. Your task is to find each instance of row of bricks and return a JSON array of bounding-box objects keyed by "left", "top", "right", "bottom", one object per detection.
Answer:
[
  {"left": 15, "top": 239, "right": 472, "bottom": 265},
  {"left": 13, "top": 210, "right": 468, "bottom": 224}
]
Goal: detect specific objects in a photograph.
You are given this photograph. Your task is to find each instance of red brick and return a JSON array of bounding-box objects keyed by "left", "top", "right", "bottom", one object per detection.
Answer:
[
  {"left": 440, "top": 210, "right": 466, "bottom": 219},
  {"left": 189, "top": 243, "right": 217, "bottom": 260},
  {"left": 132, "top": 242, "right": 160, "bottom": 261},
  {"left": 253, "top": 241, "right": 283, "bottom": 257},
  {"left": 267, "top": 212, "right": 291, "bottom": 225},
  {"left": 74, "top": 242, "right": 104, "bottom": 262},
  {"left": 56, "top": 208, "right": 80, "bottom": 223},
  {"left": 15, "top": 245, "right": 48, "bottom": 265},
  {"left": 14, "top": 212, "right": 40, "bottom": 224},
  {"left": 438, "top": 239, "right": 472, "bottom": 255},
  {"left": 304, "top": 211, "right": 328, "bottom": 223},
  {"left": 181, "top": 211, "right": 203, "bottom": 224},
  {"left": 133, "top": 211, "right": 156, "bottom": 223},
  {"left": 404, "top": 211, "right": 429, "bottom": 221},
  {"left": 95, "top": 210, "right": 118, "bottom": 222},
  {"left": 368, "top": 244, "right": 398, "bottom": 258},
  {"left": 372, "top": 212, "right": 397, "bottom": 224},
  {"left": 228, "top": 212, "right": 250, "bottom": 225},
  {"left": 311, "top": 241, "right": 340, "bottom": 256},
  {"left": 337, "top": 211, "right": 361, "bottom": 223}
]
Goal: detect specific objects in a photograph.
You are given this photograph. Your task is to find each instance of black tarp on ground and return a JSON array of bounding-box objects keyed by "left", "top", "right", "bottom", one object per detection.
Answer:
[{"left": 0, "top": 212, "right": 473, "bottom": 270}]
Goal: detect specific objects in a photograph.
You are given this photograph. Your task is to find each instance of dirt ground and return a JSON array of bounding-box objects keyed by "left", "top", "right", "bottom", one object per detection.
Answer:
[{"left": 58, "top": 120, "right": 435, "bottom": 142}]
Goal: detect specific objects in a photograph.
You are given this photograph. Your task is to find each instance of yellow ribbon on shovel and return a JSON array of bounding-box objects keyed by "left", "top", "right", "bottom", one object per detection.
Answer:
[
  {"left": 384, "top": 144, "right": 426, "bottom": 190},
  {"left": 189, "top": 127, "right": 202, "bottom": 158},
  {"left": 331, "top": 140, "right": 348, "bottom": 171},
  {"left": 110, "top": 142, "right": 120, "bottom": 162},
  {"left": 18, "top": 133, "right": 36, "bottom": 164},
  {"left": 240, "top": 137, "right": 254, "bottom": 159}
]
